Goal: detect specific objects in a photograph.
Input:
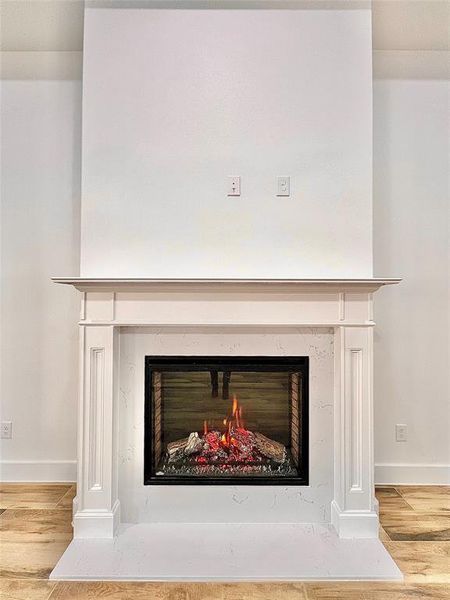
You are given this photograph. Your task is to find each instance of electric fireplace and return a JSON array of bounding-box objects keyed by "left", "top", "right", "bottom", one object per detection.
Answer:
[{"left": 144, "top": 356, "right": 309, "bottom": 485}]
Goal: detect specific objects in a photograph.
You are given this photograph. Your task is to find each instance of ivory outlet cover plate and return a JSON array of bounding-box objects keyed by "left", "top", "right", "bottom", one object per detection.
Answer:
[
  {"left": 1, "top": 421, "right": 12, "bottom": 439},
  {"left": 228, "top": 176, "right": 240, "bottom": 196},
  {"left": 395, "top": 424, "right": 407, "bottom": 442},
  {"left": 277, "top": 176, "right": 290, "bottom": 196}
]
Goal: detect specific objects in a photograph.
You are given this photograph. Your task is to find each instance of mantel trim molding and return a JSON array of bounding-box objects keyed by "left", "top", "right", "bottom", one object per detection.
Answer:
[
  {"left": 52, "top": 277, "right": 401, "bottom": 294},
  {"left": 53, "top": 277, "right": 401, "bottom": 328}
]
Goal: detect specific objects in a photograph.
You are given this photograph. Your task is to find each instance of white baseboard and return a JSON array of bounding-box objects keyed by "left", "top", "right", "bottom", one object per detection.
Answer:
[
  {"left": 73, "top": 500, "right": 121, "bottom": 539},
  {"left": 330, "top": 500, "right": 379, "bottom": 539},
  {"left": 0, "top": 460, "right": 77, "bottom": 482},
  {"left": 375, "top": 463, "right": 450, "bottom": 485}
]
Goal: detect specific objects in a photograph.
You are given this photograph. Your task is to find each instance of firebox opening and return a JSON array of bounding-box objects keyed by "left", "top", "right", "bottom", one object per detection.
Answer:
[{"left": 144, "top": 357, "right": 309, "bottom": 485}]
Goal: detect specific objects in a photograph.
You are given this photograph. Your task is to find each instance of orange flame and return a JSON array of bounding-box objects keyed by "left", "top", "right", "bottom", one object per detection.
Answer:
[
  {"left": 232, "top": 395, "right": 238, "bottom": 417},
  {"left": 221, "top": 421, "right": 233, "bottom": 447},
  {"left": 203, "top": 395, "right": 246, "bottom": 446},
  {"left": 239, "top": 406, "right": 244, "bottom": 429}
]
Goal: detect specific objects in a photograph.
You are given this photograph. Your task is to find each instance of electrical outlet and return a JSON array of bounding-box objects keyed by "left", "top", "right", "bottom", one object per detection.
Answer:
[
  {"left": 227, "top": 176, "right": 240, "bottom": 196},
  {"left": 277, "top": 176, "right": 290, "bottom": 196},
  {"left": 395, "top": 424, "right": 407, "bottom": 442},
  {"left": 1, "top": 421, "right": 12, "bottom": 439}
]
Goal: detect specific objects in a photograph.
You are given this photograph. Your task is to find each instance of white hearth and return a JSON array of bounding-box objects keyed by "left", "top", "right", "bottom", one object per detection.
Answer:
[{"left": 50, "top": 278, "right": 402, "bottom": 580}]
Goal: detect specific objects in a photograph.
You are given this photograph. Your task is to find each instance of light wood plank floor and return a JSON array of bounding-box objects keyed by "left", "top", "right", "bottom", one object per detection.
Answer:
[{"left": 0, "top": 483, "right": 449, "bottom": 599}]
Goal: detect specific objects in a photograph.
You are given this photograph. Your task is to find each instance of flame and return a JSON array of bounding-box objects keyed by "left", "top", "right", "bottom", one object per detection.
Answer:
[
  {"left": 231, "top": 394, "right": 244, "bottom": 428},
  {"left": 194, "top": 393, "right": 260, "bottom": 465},
  {"left": 202, "top": 394, "right": 246, "bottom": 448},
  {"left": 220, "top": 420, "right": 233, "bottom": 447}
]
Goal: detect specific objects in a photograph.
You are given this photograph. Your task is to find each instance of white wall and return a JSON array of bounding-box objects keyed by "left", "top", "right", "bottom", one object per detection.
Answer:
[
  {"left": 1, "top": 7, "right": 448, "bottom": 485},
  {"left": 0, "top": 79, "right": 81, "bottom": 481},
  {"left": 373, "top": 77, "right": 450, "bottom": 484},
  {"left": 80, "top": 9, "right": 373, "bottom": 278}
]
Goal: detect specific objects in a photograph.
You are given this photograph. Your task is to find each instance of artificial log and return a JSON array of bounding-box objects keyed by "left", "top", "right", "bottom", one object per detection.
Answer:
[
  {"left": 184, "top": 432, "right": 203, "bottom": 455},
  {"left": 167, "top": 432, "right": 203, "bottom": 458},
  {"left": 167, "top": 437, "right": 189, "bottom": 457},
  {"left": 254, "top": 432, "right": 286, "bottom": 463}
]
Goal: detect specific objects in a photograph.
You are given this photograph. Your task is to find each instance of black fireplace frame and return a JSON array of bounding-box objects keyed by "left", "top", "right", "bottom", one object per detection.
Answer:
[{"left": 144, "top": 356, "right": 309, "bottom": 486}]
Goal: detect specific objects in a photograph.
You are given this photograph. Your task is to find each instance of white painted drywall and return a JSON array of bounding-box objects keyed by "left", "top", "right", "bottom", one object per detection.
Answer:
[
  {"left": 373, "top": 77, "right": 450, "bottom": 484},
  {"left": 0, "top": 80, "right": 81, "bottom": 481},
  {"left": 1, "top": 8, "right": 448, "bottom": 486},
  {"left": 80, "top": 9, "right": 373, "bottom": 278}
]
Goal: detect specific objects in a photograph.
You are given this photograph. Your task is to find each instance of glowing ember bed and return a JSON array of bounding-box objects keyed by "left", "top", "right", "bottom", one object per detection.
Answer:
[{"left": 144, "top": 357, "right": 309, "bottom": 485}]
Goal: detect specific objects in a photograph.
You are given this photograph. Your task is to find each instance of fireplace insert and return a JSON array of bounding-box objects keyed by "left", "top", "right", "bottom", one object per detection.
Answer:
[{"left": 144, "top": 356, "right": 308, "bottom": 485}]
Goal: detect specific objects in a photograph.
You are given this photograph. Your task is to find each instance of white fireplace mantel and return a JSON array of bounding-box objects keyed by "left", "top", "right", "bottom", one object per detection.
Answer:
[
  {"left": 53, "top": 277, "right": 400, "bottom": 329},
  {"left": 53, "top": 277, "right": 400, "bottom": 292},
  {"left": 50, "top": 276, "right": 402, "bottom": 580}
]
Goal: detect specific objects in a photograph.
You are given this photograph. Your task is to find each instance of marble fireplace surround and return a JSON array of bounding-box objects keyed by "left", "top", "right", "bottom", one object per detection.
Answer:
[{"left": 50, "top": 277, "right": 402, "bottom": 581}]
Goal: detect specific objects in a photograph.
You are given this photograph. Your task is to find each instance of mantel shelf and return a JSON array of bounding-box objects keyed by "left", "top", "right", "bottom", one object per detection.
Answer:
[{"left": 52, "top": 277, "right": 401, "bottom": 293}]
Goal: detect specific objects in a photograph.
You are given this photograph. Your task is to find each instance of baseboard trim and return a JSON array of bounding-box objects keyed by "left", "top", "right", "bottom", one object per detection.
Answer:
[
  {"left": 0, "top": 460, "right": 77, "bottom": 482},
  {"left": 330, "top": 500, "right": 379, "bottom": 539},
  {"left": 375, "top": 463, "right": 450, "bottom": 485},
  {"left": 73, "top": 500, "right": 121, "bottom": 539}
]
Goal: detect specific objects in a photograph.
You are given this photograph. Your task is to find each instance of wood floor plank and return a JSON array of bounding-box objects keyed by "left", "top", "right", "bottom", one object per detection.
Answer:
[
  {"left": 304, "top": 582, "right": 450, "bottom": 599},
  {"left": 383, "top": 541, "right": 450, "bottom": 583},
  {"left": 396, "top": 486, "right": 450, "bottom": 497},
  {"left": 50, "top": 582, "right": 201, "bottom": 600},
  {"left": 395, "top": 487, "right": 450, "bottom": 514},
  {"left": 0, "top": 540, "right": 71, "bottom": 579},
  {"left": 0, "top": 578, "right": 55, "bottom": 600},
  {"left": 379, "top": 526, "right": 391, "bottom": 541},
  {"left": 49, "top": 581, "right": 308, "bottom": 600},
  {"left": 55, "top": 486, "right": 76, "bottom": 510},
  {"left": 381, "top": 511, "right": 450, "bottom": 541},
  {"left": 0, "top": 484, "right": 72, "bottom": 510},
  {"left": 221, "top": 582, "right": 307, "bottom": 599},
  {"left": 376, "top": 492, "right": 415, "bottom": 515},
  {"left": 376, "top": 487, "right": 402, "bottom": 498},
  {"left": 0, "top": 509, "right": 73, "bottom": 540},
  {"left": 0, "top": 509, "right": 73, "bottom": 579}
]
